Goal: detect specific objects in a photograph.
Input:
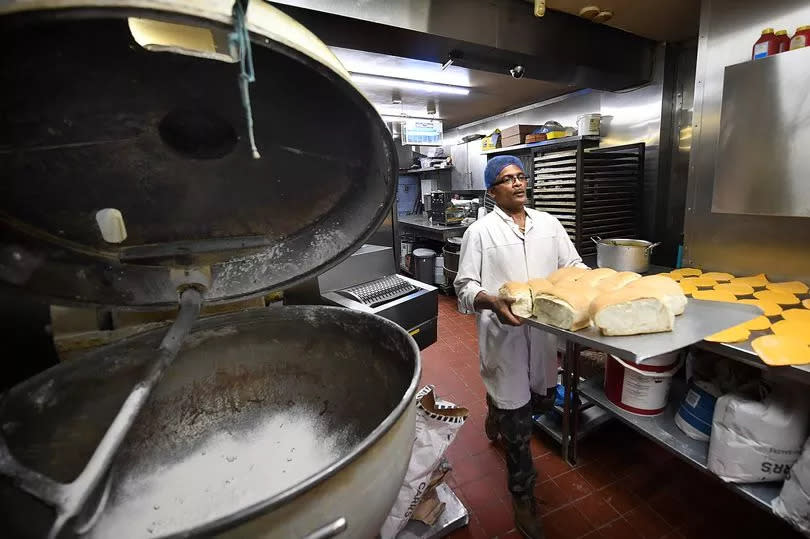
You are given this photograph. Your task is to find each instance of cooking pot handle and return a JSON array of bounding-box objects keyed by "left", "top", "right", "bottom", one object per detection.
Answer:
[
  {"left": 302, "top": 517, "right": 347, "bottom": 539},
  {"left": 591, "top": 236, "right": 601, "bottom": 245},
  {"left": 645, "top": 242, "right": 662, "bottom": 254}
]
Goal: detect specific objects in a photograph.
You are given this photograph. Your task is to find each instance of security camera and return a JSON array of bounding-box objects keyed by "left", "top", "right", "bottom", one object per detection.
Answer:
[{"left": 509, "top": 65, "right": 525, "bottom": 79}]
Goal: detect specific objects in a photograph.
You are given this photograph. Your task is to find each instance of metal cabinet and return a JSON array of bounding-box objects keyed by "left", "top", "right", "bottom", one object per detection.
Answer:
[
  {"left": 469, "top": 148, "right": 486, "bottom": 189},
  {"left": 450, "top": 141, "right": 486, "bottom": 190},
  {"left": 450, "top": 143, "right": 469, "bottom": 190}
]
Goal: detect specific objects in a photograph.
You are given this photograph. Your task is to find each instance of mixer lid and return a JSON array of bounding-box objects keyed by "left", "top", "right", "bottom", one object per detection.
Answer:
[{"left": 0, "top": 0, "right": 397, "bottom": 307}]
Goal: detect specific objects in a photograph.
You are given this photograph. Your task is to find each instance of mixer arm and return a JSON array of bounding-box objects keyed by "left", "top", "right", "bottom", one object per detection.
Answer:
[{"left": 0, "top": 287, "right": 203, "bottom": 538}]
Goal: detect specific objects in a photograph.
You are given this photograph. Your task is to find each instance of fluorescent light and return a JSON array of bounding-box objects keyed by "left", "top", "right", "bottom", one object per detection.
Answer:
[
  {"left": 351, "top": 73, "right": 469, "bottom": 96},
  {"left": 381, "top": 114, "right": 441, "bottom": 122}
]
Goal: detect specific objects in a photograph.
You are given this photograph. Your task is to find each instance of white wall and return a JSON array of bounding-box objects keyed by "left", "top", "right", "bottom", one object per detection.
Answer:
[{"left": 444, "top": 44, "right": 668, "bottom": 240}]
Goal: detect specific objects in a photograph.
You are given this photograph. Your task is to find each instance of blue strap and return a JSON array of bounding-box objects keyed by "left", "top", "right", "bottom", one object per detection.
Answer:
[{"left": 229, "top": 0, "right": 260, "bottom": 159}]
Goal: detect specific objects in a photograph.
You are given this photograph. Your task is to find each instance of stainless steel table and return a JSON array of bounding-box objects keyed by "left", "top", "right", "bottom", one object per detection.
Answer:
[
  {"left": 524, "top": 299, "right": 761, "bottom": 464},
  {"left": 534, "top": 292, "right": 810, "bottom": 532},
  {"left": 398, "top": 214, "right": 469, "bottom": 242}
]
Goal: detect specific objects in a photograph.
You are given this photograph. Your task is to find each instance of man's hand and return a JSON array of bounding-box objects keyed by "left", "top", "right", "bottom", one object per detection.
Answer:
[{"left": 474, "top": 292, "right": 524, "bottom": 326}]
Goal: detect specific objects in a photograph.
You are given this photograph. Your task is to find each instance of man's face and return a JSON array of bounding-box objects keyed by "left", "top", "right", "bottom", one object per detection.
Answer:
[{"left": 488, "top": 164, "right": 527, "bottom": 210}]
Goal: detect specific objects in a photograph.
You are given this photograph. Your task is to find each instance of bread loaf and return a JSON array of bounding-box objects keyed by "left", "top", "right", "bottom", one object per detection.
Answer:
[
  {"left": 532, "top": 285, "right": 597, "bottom": 331},
  {"left": 565, "top": 268, "right": 617, "bottom": 288},
  {"left": 499, "top": 281, "right": 533, "bottom": 318},
  {"left": 626, "top": 275, "right": 688, "bottom": 315},
  {"left": 527, "top": 278, "right": 554, "bottom": 297},
  {"left": 590, "top": 286, "right": 674, "bottom": 336},
  {"left": 595, "top": 271, "right": 642, "bottom": 293},
  {"left": 547, "top": 266, "right": 588, "bottom": 284}
]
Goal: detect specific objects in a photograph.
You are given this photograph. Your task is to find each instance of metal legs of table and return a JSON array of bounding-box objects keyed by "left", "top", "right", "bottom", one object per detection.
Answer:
[{"left": 560, "top": 340, "right": 581, "bottom": 465}]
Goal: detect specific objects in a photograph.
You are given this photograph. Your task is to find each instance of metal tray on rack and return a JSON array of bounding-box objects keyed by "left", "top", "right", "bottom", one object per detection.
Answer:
[
  {"left": 536, "top": 174, "right": 577, "bottom": 180},
  {"left": 534, "top": 163, "right": 577, "bottom": 174},
  {"left": 535, "top": 151, "right": 578, "bottom": 161},
  {"left": 522, "top": 299, "right": 761, "bottom": 363},
  {"left": 534, "top": 158, "right": 577, "bottom": 166}
]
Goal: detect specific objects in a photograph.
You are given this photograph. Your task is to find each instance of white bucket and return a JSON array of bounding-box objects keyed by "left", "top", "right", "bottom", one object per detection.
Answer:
[
  {"left": 604, "top": 353, "right": 681, "bottom": 416},
  {"left": 577, "top": 113, "right": 601, "bottom": 136}
]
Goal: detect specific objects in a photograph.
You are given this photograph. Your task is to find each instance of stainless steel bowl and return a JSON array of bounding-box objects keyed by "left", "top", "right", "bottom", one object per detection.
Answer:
[{"left": 0, "top": 306, "right": 420, "bottom": 538}]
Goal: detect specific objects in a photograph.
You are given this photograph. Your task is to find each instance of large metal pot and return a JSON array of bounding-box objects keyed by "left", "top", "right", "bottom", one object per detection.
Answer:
[
  {"left": 0, "top": 1, "right": 415, "bottom": 536},
  {"left": 0, "top": 306, "right": 420, "bottom": 538},
  {"left": 593, "top": 237, "right": 661, "bottom": 273}
]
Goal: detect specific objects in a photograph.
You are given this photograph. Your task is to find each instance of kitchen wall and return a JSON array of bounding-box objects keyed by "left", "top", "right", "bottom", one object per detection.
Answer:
[
  {"left": 444, "top": 43, "right": 696, "bottom": 264},
  {"left": 684, "top": 0, "right": 810, "bottom": 280}
]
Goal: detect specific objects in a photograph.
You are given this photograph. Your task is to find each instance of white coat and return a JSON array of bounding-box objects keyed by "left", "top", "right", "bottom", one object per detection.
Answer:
[{"left": 454, "top": 206, "right": 586, "bottom": 410}]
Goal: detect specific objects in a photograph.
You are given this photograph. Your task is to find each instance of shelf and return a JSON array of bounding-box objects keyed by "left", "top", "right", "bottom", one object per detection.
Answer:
[
  {"left": 399, "top": 167, "right": 453, "bottom": 175},
  {"left": 481, "top": 135, "right": 600, "bottom": 155},
  {"left": 697, "top": 340, "right": 810, "bottom": 386},
  {"left": 578, "top": 376, "right": 781, "bottom": 513},
  {"left": 534, "top": 400, "right": 613, "bottom": 444},
  {"left": 522, "top": 299, "right": 761, "bottom": 364}
]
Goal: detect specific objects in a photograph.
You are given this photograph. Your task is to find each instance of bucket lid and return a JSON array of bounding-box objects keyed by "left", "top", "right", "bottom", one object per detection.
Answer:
[
  {"left": 0, "top": 1, "right": 396, "bottom": 307},
  {"left": 447, "top": 237, "right": 464, "bottom": 246},
  {"left": 413, "top": 248, "right": 437, "bottom": 257}
]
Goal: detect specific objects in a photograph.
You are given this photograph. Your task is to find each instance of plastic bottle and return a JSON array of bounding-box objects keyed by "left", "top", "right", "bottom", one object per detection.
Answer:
[
  {"left": 752, "top": 28, "right": 779, "bottom": 59},
  {"left": 775, "top": 30, "right": 791, "bottom": 53},
  {"left": 790, "top": 25, "right": 810, "bottom": 50}
]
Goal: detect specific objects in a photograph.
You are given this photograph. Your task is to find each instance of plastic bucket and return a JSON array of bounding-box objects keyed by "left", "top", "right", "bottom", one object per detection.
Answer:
[
  {"left": 413, "top": 248, "right": 437, "bottom": 285},
  {"left": 577, "top": 113, "right": 601, "bottom": 136},
  {"left": 675, "top": 379, "right": 720, "bottom": 441},
  {"left": 604, "top": 352, "right": 680, "bottom": 416}
]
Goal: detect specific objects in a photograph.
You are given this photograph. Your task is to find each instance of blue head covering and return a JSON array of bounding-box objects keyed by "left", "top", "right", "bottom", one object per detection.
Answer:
[{"left": 484, "top": 155, "right": 524, "bottom": 189}]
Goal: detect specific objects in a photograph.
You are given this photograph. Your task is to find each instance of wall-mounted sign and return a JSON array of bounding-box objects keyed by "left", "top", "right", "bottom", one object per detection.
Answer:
[{"left": 402, "top": 119, "right": 443, "bottom": 146}]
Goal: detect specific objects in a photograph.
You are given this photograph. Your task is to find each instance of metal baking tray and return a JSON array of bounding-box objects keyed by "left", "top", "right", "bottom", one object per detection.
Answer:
[
  {"left": 533, "top": 158, "right": 577, "bottom": 166},
  {"left": 536, "top": 172, "right": 577, "bottom": 179},
  {"left": 535, "top": 179, "right": 575, "bottom": 186},
  {"left": 534, "top": 189, "right": 576, "bottom": 194},
  {"left": 534, "top": 200, "right": 577, "bottom": 207},
  {"left": 522, "top": 299, "right": 761, "bottom": 364},
  {"left": 535, "top": 151, "right": 577, "bottom": 161}
]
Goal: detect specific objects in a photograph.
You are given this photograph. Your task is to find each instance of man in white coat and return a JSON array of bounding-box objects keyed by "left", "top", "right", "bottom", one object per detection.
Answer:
[{"left": 454, "top": 155, "right": 586, "bottom": 538}]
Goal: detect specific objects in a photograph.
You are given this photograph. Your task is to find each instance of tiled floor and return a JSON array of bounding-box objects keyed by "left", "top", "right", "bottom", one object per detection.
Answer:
[{"left": 427, "top": 295, "right": 802, "bottom": 539}]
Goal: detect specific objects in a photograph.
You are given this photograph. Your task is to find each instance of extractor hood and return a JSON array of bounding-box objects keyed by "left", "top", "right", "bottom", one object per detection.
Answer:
[{"left": 269, "top": 0, "right": 656, "bottom": 92}]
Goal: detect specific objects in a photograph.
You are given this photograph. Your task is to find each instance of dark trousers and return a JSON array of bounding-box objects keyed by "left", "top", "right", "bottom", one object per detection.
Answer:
[{"left": 488, "top": 396, "right": 537, "bottom": 499}]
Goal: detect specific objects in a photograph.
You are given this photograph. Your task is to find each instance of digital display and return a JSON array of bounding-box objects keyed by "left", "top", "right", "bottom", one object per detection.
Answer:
[{"left": 402, "top": 119, "right": 443, "bottom": 146}]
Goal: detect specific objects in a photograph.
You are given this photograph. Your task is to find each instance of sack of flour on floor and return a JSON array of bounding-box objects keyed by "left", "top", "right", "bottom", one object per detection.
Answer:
[
  {"left": 773, "top": 437, "right": 810, "bottom": 536},
  {"left": 707, "top": 380, "right": 810, "bottom": 483},
  {"left": 380, "top": 385, "right": 469, "bottom": 539}
]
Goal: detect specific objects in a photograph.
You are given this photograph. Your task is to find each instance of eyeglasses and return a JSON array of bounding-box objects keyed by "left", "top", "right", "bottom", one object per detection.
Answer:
[{"left": 492, "top": 173, "right": 527, "bottom": 187}]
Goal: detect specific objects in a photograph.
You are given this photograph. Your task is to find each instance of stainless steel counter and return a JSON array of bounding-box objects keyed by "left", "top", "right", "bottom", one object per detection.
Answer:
[
  {"left": 578, "top": 376, "right": 781, "bottom": 512},
  {"left": 523, "top": 299, "right": 760, "bottom": 363},
  {"left": 398, "top": 214, "right": 469, "bottom": 242}
]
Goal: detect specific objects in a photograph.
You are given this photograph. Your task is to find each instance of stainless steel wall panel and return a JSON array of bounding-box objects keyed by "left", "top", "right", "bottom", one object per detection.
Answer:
[
  {"left": 712, "top": 47, "right": 810, "bottom": 217},
  {"left": 684, "top": 0, "right": 810, "bottom": 280}
]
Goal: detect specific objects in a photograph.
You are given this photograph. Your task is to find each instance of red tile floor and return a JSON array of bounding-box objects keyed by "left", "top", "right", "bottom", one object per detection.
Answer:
[{"left": 427, "top": 295, "right": 802, "bottom": 539}]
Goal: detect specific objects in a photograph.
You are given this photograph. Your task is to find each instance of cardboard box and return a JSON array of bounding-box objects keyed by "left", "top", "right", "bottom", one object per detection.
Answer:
[
  {"left": 500, "top": 124, "right": 540, "bottom": 142},
  {"left": 501, "top": 134, "right": 525, "bottom": 147},
  {"left": 481, "top": 129, "right": 501, "bottom": 150}
]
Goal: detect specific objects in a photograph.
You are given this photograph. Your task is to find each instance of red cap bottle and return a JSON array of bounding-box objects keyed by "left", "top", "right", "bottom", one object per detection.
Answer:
[
  {"left": 775, "top": 30, "right": 791, "bottom": 53},
  {"left": 790, "top": 26, "right": 810, "bottom": 50},
  {"left": 752, "top": 28, "right": 779, "bottom": 59}
]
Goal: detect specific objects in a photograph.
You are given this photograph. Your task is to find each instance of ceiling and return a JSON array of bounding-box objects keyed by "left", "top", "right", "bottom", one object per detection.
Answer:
[
  {"left": 331, "top": 47, "right": 575, "bottom": 129},
  {"left": 329, "top": 0, "right": 701, "bottom": 129},
  {"left": 544, "top": 0, "right": 700, "bottom": 42}
]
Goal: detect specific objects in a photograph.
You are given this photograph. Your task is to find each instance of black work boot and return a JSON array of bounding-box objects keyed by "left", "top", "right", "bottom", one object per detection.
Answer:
[
  {"left": 485, "top": 394, "right": 500, "bottom": 441},
  {"left": 512, "top": 495, "right": 545, "bottom": 539},
  {"left": 530, "top": 388, "right": 556, "bottom": 415}
]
